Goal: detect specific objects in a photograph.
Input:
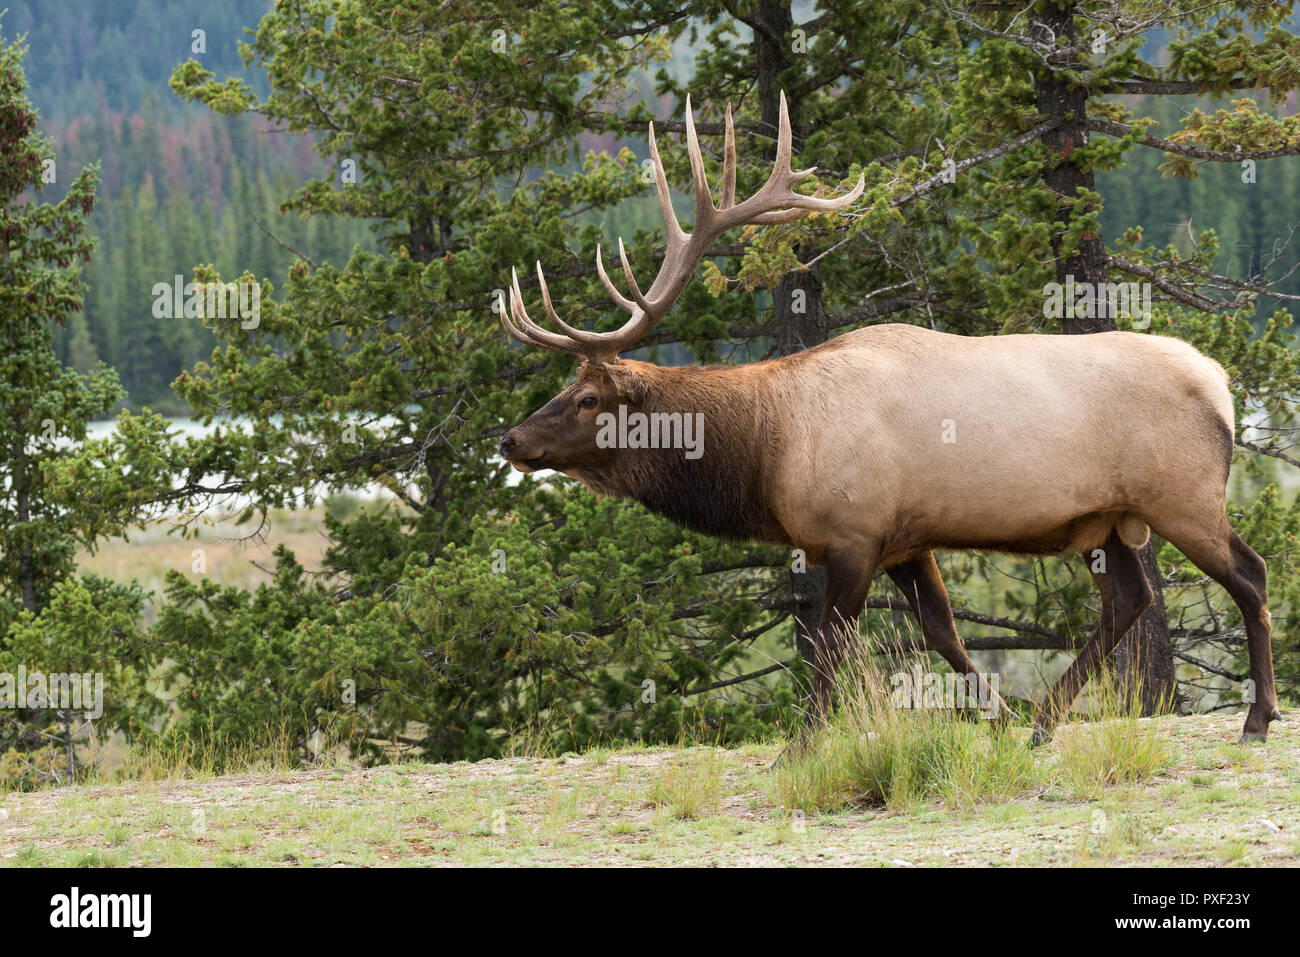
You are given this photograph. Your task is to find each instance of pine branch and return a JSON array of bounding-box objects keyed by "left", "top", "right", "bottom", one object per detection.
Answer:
[
  {"left": 883, "top": 118, "right": 1061, "bottom": 210},
  {"left": 1108, "top": 254, "right": 1222, "bottom": 311},
  {"left": 1112, "top": 79, "right": 1256, "bottom": 95},
  {"left": 1236, "top": 438, "right": 1300, "bottom": 470},
  {"left": 1089, "top": 117, "right": 1300, "bottom": 161}
]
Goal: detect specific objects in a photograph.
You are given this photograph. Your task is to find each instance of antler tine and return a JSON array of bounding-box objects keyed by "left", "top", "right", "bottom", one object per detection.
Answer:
[
  {"left": 505, "top": 267, "right": 588, "bottom": 357},
  {"left": 772, "top": 90, "right": 818, "bottom": 184},
  {"left": 721, "top": 103, "right": 736, "bottom": 209},
  {"left": 646, "top": 122, "right": 686, "bottom": 251},
  {"left": 615, "top": 238, "right": 655, "bottom": 315},
  {"left": 500, "top": 274, "right": 539, "bottom": 346},
  {"left": 683, "top": 94, "right": 718, "bottom": 232},
  {"left": 534, "top": 261, "right": 609, "bottom": 346},
  {"left": 497, "top": 288, "right": 531, "bottom": 345},
  {"left": 595, "top": 243, "right": 637, "bottom": 313},
  {"left": 774, "top": 89, "right": 795, "bottom": 184},
  {"left": 594, "top": 243, "right": 636, "bottom": 313},
  {"left": 745, "top": 172, "right": 866, "bottom": 224},
  {"left": 593, "top": 240, "right": 656, "bottom": 324},
  {"left": 501, "top": 289, "right": 549, "bottom": 351}
]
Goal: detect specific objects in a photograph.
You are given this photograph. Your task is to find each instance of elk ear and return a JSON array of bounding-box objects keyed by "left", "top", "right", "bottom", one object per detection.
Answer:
[{"left": 603, "top": 363, "right": 649, "bottom": 404}]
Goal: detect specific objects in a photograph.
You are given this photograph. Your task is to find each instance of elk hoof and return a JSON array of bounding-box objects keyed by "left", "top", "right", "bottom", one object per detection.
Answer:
[{"left": 1029, "top": 726, "right": 1053, "bottom": 748}]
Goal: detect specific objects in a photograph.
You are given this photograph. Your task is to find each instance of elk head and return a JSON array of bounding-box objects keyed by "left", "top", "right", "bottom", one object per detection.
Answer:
[{"left": 496, "top": 91, "right": 863, "bottom": 480}]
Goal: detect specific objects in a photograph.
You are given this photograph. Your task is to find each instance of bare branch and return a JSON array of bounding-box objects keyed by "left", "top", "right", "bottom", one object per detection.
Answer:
[
  {"left": 1236, "top": 438, "right": 1300, "bottom": 470},
  {"left": 884, "top": 118, "right": 1061, "bottom": 210},
  {"left": 1089, "top": 118, "right": 1300, "bottom": 162}
]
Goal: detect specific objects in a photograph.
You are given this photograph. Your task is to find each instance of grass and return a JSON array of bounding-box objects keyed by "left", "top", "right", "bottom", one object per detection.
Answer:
[
  {"left": 646, "top": 748, "right": 724, "bottom": 819},
  {"left": 771, "top": 650, "right": 1040, "bottom": 814},
  {"left": 765, "top": 634, "right": 1182, "bottom": 821},
  {"left": 74, "top": 502, "right": 362, "bottom": 619},
  {"left": 74, "top": 721, "right": 334, "bottom": 789},
  {"left": 1051, "top": 676, "right": 1174, "bottom": 800},
  {"left": 1, "top": 710, "right": 1294, "bottom": 866},
  {"left": 0, "top": 619, "right": 1286, "bottom": 867}
]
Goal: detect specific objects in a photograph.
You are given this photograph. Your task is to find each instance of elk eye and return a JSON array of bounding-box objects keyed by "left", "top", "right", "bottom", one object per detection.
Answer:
[{"left": 579, "top": 395, "right": 597, "bottom": 409}]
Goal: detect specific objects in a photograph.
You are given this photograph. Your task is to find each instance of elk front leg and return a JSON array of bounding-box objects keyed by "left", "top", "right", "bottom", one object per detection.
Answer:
[
  {"left": 775, "top": 548, "right": 877, "bottom": 768},
  {"left": 774, "top": 540, "right": 878, "bottom": 764},
  {"left": 803, "top": 547, "right": 879, "bottom": 727}
]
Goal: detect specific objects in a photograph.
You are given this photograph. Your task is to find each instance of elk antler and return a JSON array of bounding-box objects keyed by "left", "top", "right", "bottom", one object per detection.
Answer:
[{"left": 501, "top": 91, "right": 865, "bottom": 364}]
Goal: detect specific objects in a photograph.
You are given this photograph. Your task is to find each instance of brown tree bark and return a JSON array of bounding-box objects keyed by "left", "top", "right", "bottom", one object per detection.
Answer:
[
  {"left": 749, "top": 2, "right": 832, "bottom": 661},
  {"left": 1031, "top": 4, "right": 1178, "bottom": 714}
]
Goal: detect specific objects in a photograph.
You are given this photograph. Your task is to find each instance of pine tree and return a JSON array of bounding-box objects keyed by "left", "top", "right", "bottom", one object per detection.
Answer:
[
  {"left": 58, "top": 1, "right": 1300, "bottom": 758},
  {"left": 0, "top": 30, "right": 118, "bottom": 627},
  {"left": 0, "top": 29, "right": 162, "bottom": 783}
]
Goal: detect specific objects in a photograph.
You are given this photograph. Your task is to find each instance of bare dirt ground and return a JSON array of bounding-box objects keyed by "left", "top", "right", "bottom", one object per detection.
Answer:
[{"left": 1, "top": 712, "right": 1296, "bottom": 867}]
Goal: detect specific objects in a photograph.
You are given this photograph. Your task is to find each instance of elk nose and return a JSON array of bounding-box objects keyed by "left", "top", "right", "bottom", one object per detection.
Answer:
[{"left": 498, "top": 434, "right": 516, "bottom": 456}]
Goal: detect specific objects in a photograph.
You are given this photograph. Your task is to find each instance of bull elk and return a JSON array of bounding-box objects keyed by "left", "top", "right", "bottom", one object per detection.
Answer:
[{"left": 496, "top": 92, "right": 1280, "bottom": 746}]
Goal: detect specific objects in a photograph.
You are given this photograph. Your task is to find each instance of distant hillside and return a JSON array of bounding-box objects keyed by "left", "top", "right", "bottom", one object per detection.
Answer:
[
  {"left": 0, "top": 0, "right": 272, "bottom": 121},
  {"left": 2, "top": 2, "right": 1297, "bottom": 414},
  {"left": 2, "top": 1, "right": 374, "bottom": 413}
]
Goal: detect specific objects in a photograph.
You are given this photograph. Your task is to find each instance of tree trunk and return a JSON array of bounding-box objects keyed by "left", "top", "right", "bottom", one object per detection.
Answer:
[
  {"left": 752, "top": 2, "right": 832, "bottom": 660},
  {"left": 1032, "top": 4, "right": 1178, "bottom": 714},
  {"left": 775, "top": 254, "right": 832, "bottom": 656}
]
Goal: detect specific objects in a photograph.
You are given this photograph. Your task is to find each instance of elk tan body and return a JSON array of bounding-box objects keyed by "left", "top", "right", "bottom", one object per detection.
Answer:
[
  {"left": 496, "top": 91, "right": 1280, "bottom": 749},
  {"left": 756, "top": 323, "right": 1232, "bottom": 567}
]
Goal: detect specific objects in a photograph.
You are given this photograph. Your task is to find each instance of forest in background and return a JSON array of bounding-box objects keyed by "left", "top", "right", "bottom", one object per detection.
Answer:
[{"left": 5, "top": 0, "right": 1299, "bottom": 412}]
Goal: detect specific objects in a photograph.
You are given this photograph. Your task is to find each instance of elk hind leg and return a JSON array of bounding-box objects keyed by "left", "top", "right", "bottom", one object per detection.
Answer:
[
  {"left": 1032, "top": 532, "right": 1153, "bottom": 745},
  {"left": 1149, "top": 510, "right": 1279, "bottom": 742}
]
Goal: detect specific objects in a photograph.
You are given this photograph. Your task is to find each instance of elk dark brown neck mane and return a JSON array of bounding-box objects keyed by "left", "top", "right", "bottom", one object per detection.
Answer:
[{"left": 580, "top": 364, "right": 787, "bottom": 543}]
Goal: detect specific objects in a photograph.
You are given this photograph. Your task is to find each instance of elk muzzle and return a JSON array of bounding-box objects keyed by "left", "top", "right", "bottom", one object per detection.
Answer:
[{"left": 498, "top": 429, "right": 545, "bottom": 471}]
